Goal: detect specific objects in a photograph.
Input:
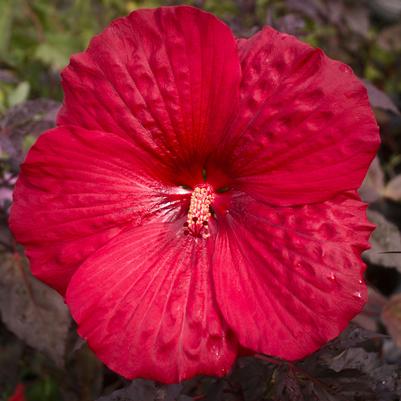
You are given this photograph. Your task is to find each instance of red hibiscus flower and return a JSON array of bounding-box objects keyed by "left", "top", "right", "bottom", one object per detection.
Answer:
[{"left": 10, "top": 6, "right": 379, "bottom": 383}]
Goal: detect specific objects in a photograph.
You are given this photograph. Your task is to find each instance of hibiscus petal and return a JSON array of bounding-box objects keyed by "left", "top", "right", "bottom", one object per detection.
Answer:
[
  {"left": 66, "top": 221, "right": 237, "bottom": 383},
  {"left": 9, "top": 126, "right": 181, "bottom": 294},
  {"left": 212, "top": 191, "right": 371, "bottom": 360},
  {"left": 225, "top": 28, "right": 379, "bottom": 205},
  {"left": 58, "top": 6, "right": 241, "bottom": 185}
]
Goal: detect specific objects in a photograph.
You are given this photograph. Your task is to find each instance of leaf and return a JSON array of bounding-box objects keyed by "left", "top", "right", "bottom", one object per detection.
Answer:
[
  {"left": 60, "top": 345, "right": 103, "bottom": 401},
  {"left": 344, "top": 5, "right": 370, "bottom": 37},
  {"left": 321, "top": 324, "right": 385, "bottom": 351},
  {"left": 377, "top": 23, "right": 401, "bottom": 51},
  {"left": 8, "top": 82, "right": 30, "bottom": 108},
  {"left": 205, "top": 380, "right": 225, "bottom": 401},
  {"left": 284, "top": 0, "right": 325, "bottom": 22},
  {"left": 311, "top": 369, "right": 375, "bottom": 401},
  {"left": 249, "top": 325, "right": 400, "bottom": 401},
  {"left": 324, "top": 350, "right": 399, "bottom": 401},
  {"left": 352, "top": 287, "right": 387, "bottom": 332},
  {"left": 0, "top": 323, "right": 24, "bottom": 394},
  {"left": 275, "top": 366, "right": 375, "bottom": 401},
  {"left": 328, "top": 348, "right": 382, "bottom": 372},
  {"left": 0, "top": 0, "right": 13, "bottom": 57},
  {"left": 382, "top": 294, "right": 401, "bottom": 349},
  {"left": 363, "top": 80, "right": 400, "bottom": 115},
  {"left": 369, "top": 0, "right": 401, "bottom": 22},
  {"left": 272, "top": 366, "right": 303, "bottom": 401},
  {"left": 0, "top": 69, "right": 17, "bottom": 84},
  {"left": 219, "top": 325, "right": 401, "bottom": 401},
  {"left": 0, "top": 98, "right": 60, "bottom": 169},
  {"left": 359, "top": 157, "right": 385, "bottom": 203},
  {"left": 34, "top": 33, "right": 81, "bottom": 71},
  {"left": 325, "top": 0, "right": 344, "bottom": 25},
  {"left": 96, "top": 380, "right": 190, "bottom": 401},
  {"left": 364, "top": 210, "right": 401, "bottom": 271},
  {"left": 0, "top": 172, "right": 15, "bottom": 212},
  {"left": 35, "top": 43, "right": 70, "bottom": 71},
  {"left": 0, "top": 252, "right": 70, "bottom": 367},
  {"left": 26, "top": 377, "right": 59, "bottom": 401},
  {"left": 302, "top": 326, "right": 399, "bottom": 401},
  {"left": 384, "top": 175, "right": 401, "bottom": 203},
  {"left": 231, "top": 358, "right": 273, "bottom": 401},
  {"left": 274, "top": 14, "right": 305, "bottom": 35}
]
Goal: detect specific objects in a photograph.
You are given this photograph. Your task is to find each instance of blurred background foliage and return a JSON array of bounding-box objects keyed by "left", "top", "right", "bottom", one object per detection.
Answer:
[
  {"left": 0, "top": 0, "right": 401, "bottom": 173},
  {"left": 1, "top": 1, "right": 401, "bottom": 401},
  {"left": 1, "top": 0, "right": 401, "bottom": 101}
]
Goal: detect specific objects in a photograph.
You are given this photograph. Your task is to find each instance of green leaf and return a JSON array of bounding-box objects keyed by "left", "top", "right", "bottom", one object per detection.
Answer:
[
  {"left": 0, "top": 0, "right": 14, "bottom": 58},
  {"left": 8, "top": 81, "right": 30, "bottom": 107},
  {"left": 26, "top": 376, "right": 60, "bottom": 401},
  {"left": 34, "top": 42, "right": 69, "bottom": 71}
]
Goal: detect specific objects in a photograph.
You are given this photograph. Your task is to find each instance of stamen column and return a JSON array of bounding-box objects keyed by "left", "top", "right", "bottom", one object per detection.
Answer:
[{"left": 184, "top": 184, "right": 214, "bottom": 238}]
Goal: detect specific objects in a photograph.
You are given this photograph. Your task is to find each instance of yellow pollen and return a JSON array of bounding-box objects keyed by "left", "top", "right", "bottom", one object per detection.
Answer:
[{"left": 185, "top": 184, "right": 214, "bottom": 239}]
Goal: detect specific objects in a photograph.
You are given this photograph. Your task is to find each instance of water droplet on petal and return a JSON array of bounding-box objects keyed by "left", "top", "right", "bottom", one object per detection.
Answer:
[
  {"left": 326, "top": 272, "right": 340, "bottom": 291},
  {"left": 353, "top": 291, "right": 362, "bottom": 299}
]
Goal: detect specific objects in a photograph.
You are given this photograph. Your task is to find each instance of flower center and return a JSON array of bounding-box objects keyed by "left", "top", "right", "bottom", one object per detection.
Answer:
[{"left": 184, "top": 184, "right": 214, "bottom": 239}]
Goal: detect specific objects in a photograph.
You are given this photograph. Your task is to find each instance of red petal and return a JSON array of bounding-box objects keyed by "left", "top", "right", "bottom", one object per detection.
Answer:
[
  {"left": 225, "top": 28, "right": 379, "bottom": 205},
  {"left": 58, "top": 6, "right": 241, "bottom": 184},
  {"left": 212, "top": 191, "right": 371, "bottom": 360},
  {"left": 9, "top": 126, "right": 180, "bottom": 294},
  {"left": 66, "top": 222, "right": 237, "bottom": 383}
]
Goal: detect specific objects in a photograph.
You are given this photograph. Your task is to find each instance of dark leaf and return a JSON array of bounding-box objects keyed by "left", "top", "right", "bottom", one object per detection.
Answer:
[
  {"left": 284, "top": 0, "right": 324, "bottom": 21},
  {"left": 60, "top": 345, "right": 103, "bottom": 401},
  {"left": 271, "top": 364, "right": 374, "bottom": 401},
  {"left": 231, "top": 357, "right": 274, "bottom": 401},
  {"left": 0, "top": 323, "right": 24, "bottom": 394},
  {"left": 382, "top": 294, "right": 401, "bottom": 349},
  {"left": 352, "top": 287, "right": 387, "bottom": 332},
  {"left": 0, "top": 210, "right": 14, "bottom": 249},
  {"left": 326, "top": 0, "right": 345, "bottom": 25},
  {"left": 313, "top": 324, "right": 385, "bottom": 354},
  {"left": 359, "top": 157, "right": 385, "bottom": 203},
  {"left": 0, "top": 252, "right": 70, "bottom": 367},
  {"left": 344, "top": 5, "right": 370, "bottom": 36},
  {"left": 205, "top": 380, "right": 224, "bottom": 401},
  {"left": 384, "top": 175, "right": 401, "bottom": 203},
  {"left": 377, "top": 23, "right": 401, "bottom": 51},
  {"left": 326, "top": 350, "right": 399, "bottom": 401},
  {"left": 259, "top": 325, "right": 400, "bottom": 401},
  {"left": 363, "top": 80, "right": 400, "bottom": 115},
  {"left": 225, "top": 326, "right": 397, "bottom": 401},
  {"left": 369, "top": 0, "right": 401, "bottom": 22},
  {"left": 272, "top": 366, "right": 303, "bottom": 401},
  {"left": 312, "top": 368, "right": 375, "bottom": 401},
  {"left": 327, "top": 347, "right": 382, "bottom": 372},
  {"left": 302, "top": 326, "right": 399, "bottom": 400},
  {"left": 96, "top": 380, "right": 191, "bottom": 401},
  {"left": 274, "top": 14, "right": 305, "bottom": 35},
  {"left": 0, "top": 99, "right": 60, "bottom": 169},
  {"left": 364, "top": 210, "right": 401, "bottom": 271}
]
